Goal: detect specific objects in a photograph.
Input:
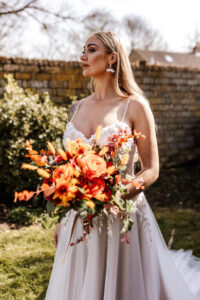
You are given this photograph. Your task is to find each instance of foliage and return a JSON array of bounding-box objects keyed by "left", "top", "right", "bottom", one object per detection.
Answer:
[
  {"left": 0, "top": 73, "right": 81, "bottom": 205},
  {"left": 6, "top": 206, "right": 44, "bottom": 226}
]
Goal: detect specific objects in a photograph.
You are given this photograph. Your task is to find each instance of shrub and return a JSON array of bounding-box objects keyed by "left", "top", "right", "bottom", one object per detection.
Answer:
[
  {"left": 6, "top": 206, "right": 39, "bottom": 226},
  {"left": 0, "top": 73, "right": 82, "bottom": 206}
]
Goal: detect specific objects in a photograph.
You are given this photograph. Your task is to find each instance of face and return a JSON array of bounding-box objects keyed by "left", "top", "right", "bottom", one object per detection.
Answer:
[{"left": 80, "top": 35, "right": 113, "bottom": 77}]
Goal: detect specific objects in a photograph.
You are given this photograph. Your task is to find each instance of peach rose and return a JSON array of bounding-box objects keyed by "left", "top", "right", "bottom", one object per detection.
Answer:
[
  {"left": 52, "top": 164, "right": 74, "bottom": 182},
  {"left": 79, "top": 153, "right": 107, "bottom": 180}
]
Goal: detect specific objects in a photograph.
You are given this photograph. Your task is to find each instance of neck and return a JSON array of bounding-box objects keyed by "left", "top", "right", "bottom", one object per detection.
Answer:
[{"left": 92, "top": 74, "right": 126, "bottom": 103}]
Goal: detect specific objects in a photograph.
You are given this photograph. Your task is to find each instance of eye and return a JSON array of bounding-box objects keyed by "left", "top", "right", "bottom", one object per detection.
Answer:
[{"left": 82, "top": 48, "right": 95, "bottom": 54}]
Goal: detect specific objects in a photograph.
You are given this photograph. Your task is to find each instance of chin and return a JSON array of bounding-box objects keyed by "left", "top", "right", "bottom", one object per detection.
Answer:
[{"left": 82, "top": 70, "right": 93, "bottom": 77}]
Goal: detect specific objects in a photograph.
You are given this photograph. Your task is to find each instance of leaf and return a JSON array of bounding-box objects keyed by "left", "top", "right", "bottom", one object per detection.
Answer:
[
  {"left": 120, "top": 215, "right": 134, "bottom": 234},
  {"left": 46, "top": 200, "right": 56, "bottom": 214},
  {"left": 79, "top": 209, "right": 88, "bottom": 218},
  {"left": 112, "top": 195, "right": 125, "bottom": 210},
  {"left": 118, "top": 165, "right": 127, "bottom": 171},
  {"left": 126, "top": 200, "right": 137, "bottom": 213},
  {"left": 77, "top": 186, "right": 85, "bottom": 194}
]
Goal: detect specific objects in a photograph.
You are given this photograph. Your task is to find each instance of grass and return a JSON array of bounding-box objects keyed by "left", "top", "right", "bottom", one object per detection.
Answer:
[{"left": 0, "top": 224, "right": 56, "bottom": 300}]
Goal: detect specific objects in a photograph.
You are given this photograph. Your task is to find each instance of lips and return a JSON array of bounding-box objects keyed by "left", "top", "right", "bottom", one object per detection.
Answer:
[{"left": 82, "top": 64, "right": 89, "bottom": 67}]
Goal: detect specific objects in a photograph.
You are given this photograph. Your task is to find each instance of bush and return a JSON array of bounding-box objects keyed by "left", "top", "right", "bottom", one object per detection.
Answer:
[
  {"left": 0, "top": 73, "right": 82, "bottom": 206},
  {"left": 6, "top": 206, "right": 43, "bottom": 226}
]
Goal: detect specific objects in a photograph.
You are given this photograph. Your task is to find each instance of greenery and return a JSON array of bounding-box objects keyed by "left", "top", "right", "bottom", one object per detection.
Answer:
[
  {"left": 145, "top": 157, "right": 200, "bottom": 211},
  {"left": 0, "top": 224, "right": 55, "bottom": 300},
  {"left": 0, "top": 73, "right": 83, "bottom": 206}
]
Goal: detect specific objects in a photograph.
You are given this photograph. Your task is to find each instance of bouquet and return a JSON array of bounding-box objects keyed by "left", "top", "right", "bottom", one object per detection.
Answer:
[{"left": 14, "top": 125, "right": 146, "bottom": 248}]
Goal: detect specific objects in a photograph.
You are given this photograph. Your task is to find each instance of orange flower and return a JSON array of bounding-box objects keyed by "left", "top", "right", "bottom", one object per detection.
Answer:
[
  {"left": 21, "top": 163, "right": 38, "bottom": 170},
  {"left": 53, "top": 177, "right": 79, "bottom": 206},
  {"left": 78, "top": 153, "right": 107, "bottom": 180},
  {"left": 52, "top": 164, "right": 74, "bottom": 182},
  {"left": 47, "top": 141, "right": 56, "bottom": 155},
  {"left": 81, "top": 177, "right": 105, "bottom": 200},
  {"left": 14, "top": 190, "right": 34, "bottom": 202},
  {"left": 37, "top": 168, "right": 50, "bottom": 178},
  {"left": 66, "top": 139, "right": 93, "bottom": 157},
  {"left": 57, "top": 149, "right": 67, "bottom": 160}
]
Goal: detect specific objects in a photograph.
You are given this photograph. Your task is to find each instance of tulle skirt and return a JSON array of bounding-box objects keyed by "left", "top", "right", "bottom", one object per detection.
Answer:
[{"left": 45, "top": 192, "right": 200, "bottom": 300}]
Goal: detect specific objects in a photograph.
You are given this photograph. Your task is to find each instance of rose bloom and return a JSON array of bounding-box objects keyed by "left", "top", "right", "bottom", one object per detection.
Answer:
[
  {"left": 52, "top": 164, "right": 74, "bottom": 182},
  {"left": 77, "top": 177, "right": 105, "bottom": 200},
  {"left": 78, "top": 153, "right": 107, "bottom": 180}
]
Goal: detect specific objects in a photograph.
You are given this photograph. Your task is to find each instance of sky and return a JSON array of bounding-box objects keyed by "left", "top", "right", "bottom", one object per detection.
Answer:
[
  {"left": 75, "top": 0, "right": 200, "bottom": 52},
  {"left": 5, "top": 0, "right": 200, "bottom": 59}
]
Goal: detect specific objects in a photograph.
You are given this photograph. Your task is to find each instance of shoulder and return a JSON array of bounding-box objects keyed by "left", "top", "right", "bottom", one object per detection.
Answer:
[
  {"left": 128, "top": 93, "right": 154, "bottom": 125},
  {"left": 129, "top": 93, "right": 150, "bottom": 110},
  {"left": 68, "top": 98, "right": 86, "bottom": 121}
]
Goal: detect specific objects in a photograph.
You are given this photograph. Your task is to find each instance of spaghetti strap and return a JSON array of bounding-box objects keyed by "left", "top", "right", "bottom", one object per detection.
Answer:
[
  {"left": 121, "top": 95, "right": 131, "bottom": 122},
  {"left": 70, "top": 98, "right": 86, "bottom": 122}
]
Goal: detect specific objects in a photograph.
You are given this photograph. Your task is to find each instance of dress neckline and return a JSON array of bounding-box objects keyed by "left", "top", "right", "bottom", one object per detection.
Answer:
[{"left": 67, "top": 120, "right": 132, "bottom": 141}]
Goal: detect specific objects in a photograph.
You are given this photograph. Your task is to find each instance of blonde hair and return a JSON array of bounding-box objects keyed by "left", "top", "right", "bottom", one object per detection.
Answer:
[
  {"left": 89, "top": 32, "right": 145, "bottom": 97},
  {"left": 88, "top": 31, "right": 158, "bottom": 132}
]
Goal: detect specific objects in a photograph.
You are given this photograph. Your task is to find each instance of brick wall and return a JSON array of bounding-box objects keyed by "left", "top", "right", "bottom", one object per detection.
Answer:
[{"left": 0, "top": 56, "right": 200, "bottom": 168}]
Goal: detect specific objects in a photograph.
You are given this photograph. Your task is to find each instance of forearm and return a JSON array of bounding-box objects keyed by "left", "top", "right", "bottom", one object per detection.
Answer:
[{"left": 121, "top": 168, "right": 159, "bottom": 200}]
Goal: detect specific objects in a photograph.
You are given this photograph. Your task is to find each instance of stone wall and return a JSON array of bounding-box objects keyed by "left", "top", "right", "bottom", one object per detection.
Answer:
[{"left": 0, "top": 56, "right": 200, "bottom": 168}]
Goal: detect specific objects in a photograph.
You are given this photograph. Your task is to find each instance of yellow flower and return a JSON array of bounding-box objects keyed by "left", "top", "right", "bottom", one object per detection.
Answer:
[
  {"left": 37, "top": 168, "right": 50, "bottom": 178},
  {"left": 47, "top": 141, "right": 56, "bottom": 155},
  {"left": 86, "top": 199, "right": 95, "bottom": 209},
  {"left": 95, "top": 193, "right": 107, "bottom": 201},
  {"left": 57, "top": 149, "right": 67, "bottom": 160},
  {"left": 99, "top": 146, "right": 109, "bottom": 156},
  {"left": 21, "top": 163, "right": 38, "bottom": 170},
  {"left": 95, "top": 125, "right": 102, "bottom": 141},
  {"left": 121, "top": 153, "right": 129, "bottom": 165},
  {"left": 107, "top": 165, "right": 116, "bottom": 175}
]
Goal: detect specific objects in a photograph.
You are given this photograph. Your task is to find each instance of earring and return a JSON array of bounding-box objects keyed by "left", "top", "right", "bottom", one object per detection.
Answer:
[{"left": 106, "top": 63, "right": 115, "bottom": 73}]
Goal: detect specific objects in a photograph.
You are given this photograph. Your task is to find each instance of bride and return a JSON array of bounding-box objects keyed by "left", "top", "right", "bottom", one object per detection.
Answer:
[{"left": 45, "top": 31, "right": 200, "bottom": 300}]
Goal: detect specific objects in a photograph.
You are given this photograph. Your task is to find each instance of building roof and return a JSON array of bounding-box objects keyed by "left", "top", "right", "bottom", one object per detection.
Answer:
[{"left": 129, "top": 46, "right": 200, "bottom": 68}]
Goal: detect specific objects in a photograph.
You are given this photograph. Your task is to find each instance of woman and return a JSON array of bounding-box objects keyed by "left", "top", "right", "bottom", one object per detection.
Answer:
[{"left": 45, "top": 31, "right": 200, "bottom": 300}]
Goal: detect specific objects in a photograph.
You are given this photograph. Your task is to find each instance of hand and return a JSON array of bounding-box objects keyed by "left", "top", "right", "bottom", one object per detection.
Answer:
[
  {"left": 116, "top": 190, "right": 122, "bottom": 199},
  {"left": 54, "top": 223, "right": 61, "bottom": 248},
  {"left": 116, "top": 189, "right": 127, "bottom": 200}
]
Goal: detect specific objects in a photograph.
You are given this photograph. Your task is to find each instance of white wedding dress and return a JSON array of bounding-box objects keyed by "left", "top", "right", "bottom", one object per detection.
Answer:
[{"left": 45, "top": 96, "right": 200, "bottom": 300}]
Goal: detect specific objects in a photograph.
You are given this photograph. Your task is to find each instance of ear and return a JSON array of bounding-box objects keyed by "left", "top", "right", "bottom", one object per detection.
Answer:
[{"left": 109, "top": 51, "right": 118, "bottom": 65}]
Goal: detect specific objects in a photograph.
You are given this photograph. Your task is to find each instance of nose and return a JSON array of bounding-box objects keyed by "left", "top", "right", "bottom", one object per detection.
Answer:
[{"left": 80, "top": 54, "right": 86, "bottom": 61}]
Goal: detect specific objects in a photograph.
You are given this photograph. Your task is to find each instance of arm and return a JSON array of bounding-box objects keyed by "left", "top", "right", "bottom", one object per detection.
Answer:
[{"left": 120, "top": 96, "right": 160, "bottom": 200}]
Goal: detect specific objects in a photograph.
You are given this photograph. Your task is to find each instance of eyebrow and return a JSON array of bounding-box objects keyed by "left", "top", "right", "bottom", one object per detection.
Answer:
[{"left": 83, "top": 43, "right": 98, "bottom": 49}]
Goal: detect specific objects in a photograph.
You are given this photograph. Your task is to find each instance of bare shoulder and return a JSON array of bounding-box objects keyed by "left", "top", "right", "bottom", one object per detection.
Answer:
[
  {"left": 68, "top": 97, "right": 89, "bottom": 121},
  {"left": 128, "top": 94, "right": 153, "bottom": 125}
]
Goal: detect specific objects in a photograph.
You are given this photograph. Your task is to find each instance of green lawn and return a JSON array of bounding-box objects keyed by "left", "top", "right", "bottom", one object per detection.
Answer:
[
  {"left": 0, "top": 224, "right": 55, "bottom": 300},
  {"left": 0, "top": 207, "right": 200, "bottom": 300}
]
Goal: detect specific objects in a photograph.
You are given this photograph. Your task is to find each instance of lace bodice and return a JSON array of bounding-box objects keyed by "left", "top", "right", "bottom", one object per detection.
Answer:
[{"left": 63, "top": 95, "right": 139, "bottom": 177}]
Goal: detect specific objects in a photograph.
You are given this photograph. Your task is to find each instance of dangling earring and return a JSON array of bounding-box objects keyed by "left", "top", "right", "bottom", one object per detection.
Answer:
[{"left": 106, "top": 63, "right": 115, "bottom": 73}]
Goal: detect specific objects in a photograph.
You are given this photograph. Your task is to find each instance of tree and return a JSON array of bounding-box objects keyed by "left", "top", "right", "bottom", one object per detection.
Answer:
[
  {"left": 185, "top": 26, "right": 200, "bottom": 53},
  {"left": 122, "top": 14, "right": 168, "bottom": 51},
  {"left": 0, "top": 1, "right": 167, "bottom": 59}
]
